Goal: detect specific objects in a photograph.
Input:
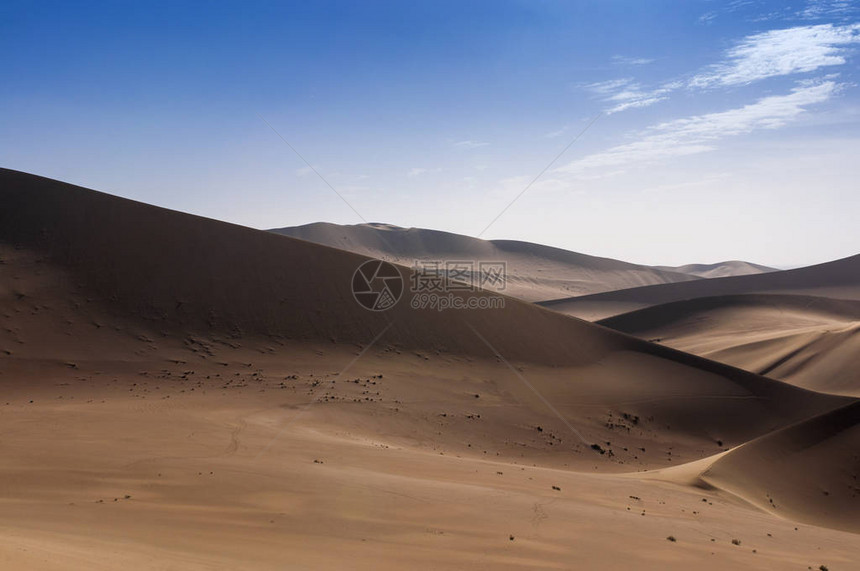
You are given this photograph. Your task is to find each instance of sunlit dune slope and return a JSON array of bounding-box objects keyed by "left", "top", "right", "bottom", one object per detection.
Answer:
[
  {"left": 654, "top": 260, "right": 777, "bottom": 279},
  {"left": 540, "top": 254, "right": 860, "bottom": 321},
  {"left": 598, "top": 294, "right": 860, "bottom": 396}
]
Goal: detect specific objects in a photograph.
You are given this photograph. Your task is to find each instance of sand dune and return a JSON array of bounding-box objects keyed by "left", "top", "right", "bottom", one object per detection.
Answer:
[
  {"left": 643, "top": 400, "right": 860, "bottom": 534},
  {"left": 2, "top": 169, "right": 858, "bottom": 568},
  {"left": 271, "top": 222, "right": 700, "bottom": 302},
  {"left": 702, "top": 400, "right": 860, "bottom": 534},
  {"left": 599, "top": 294, "right": 860, "bottom": 396},
  {"left": 654, "top": 260, "right": 777, "bottom": 279},
  {"left": 540, "top": 254, "right": 860, "bottom": 321}
]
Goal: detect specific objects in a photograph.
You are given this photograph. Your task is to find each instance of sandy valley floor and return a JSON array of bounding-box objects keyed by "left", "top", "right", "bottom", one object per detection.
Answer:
[{"left": 1, "top": 343, "right": 858, "bottom": 570}]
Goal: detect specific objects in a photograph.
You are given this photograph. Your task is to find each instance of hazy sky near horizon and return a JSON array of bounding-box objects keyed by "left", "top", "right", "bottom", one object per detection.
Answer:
[{"left": 2, "top": 0, "right": 859, "bottom": 267}]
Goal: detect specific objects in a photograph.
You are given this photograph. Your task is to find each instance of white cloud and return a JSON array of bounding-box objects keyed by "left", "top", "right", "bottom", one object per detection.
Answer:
[
  {"left": 586, "top": 78, "right": 633, "bottom": 95},
  {"left": 698, "top": 11, "right": 718, "bottom": 25},
  {"left": 728, "top": 0, "right": 755, "bottom": 10},
  {"left": 608, "top": 95, "right": 669, "bottom": 114},
  {"left": 545, "top": 126, "right": 568, "bottom": 138},
  {"left": 611, "top": 55, "right": 655, "bottom": 66},
  {"left": 690, "top": 23, "right": 860, "bottom": 88},
  {"left": 294, "top": 166, "right": 314, "bottom": 177},
  {"left": 407, "top": 167, "right": 441, "bottom": 177},
  {"left": 587, "top": 78, "right": 679, "bottom": 114},
  {"left": 799, "top": 0, "right": 858, "bottom": 20},
  {"left": 558, "top": 81, "right": 837, "bottom": 176},
  {"left": 589, "top": 23, "right": 858, "bottom": 115},
  {"left": 453, "top": 140, "right": 489, "bottom": 149}
]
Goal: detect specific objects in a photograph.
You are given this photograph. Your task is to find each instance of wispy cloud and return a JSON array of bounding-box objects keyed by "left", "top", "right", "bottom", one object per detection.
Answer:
[
  {"left": 544, "top": 126, "right": 568, "bottom": 138},
  {"left": 558, "top": 81, "right": 838, "bottom": 176},
  {"left": 586, "top": 78, "right": 633, "bottom": 95},
  {"left": 407, "top": 167, "right": 441, "bottom": 177},
  {"left": 690, "top": 23, "right": 860, "bottom": 88},
  {"left": 586, "top": 78, "right": 678, "bottom": 114},
  {"left": 698, "top": 11, "right": 718, "bottom": 25},
  {"left": 611, "top": 55, "right": 654, "bottom": 66},
  {"left": 453, "top": 139, "right": 489, "bottom": 149},
  {"left": 799, "top": 0, "right": 859, "bottom": 20},
  {"left": 728, "top": 0, "right": 755, "bottom": 10},
  {"left": 607, "top": 93, "right": 669, "bottom": 114},
  {"left": 586, "top": 22, "right": 859, "bottom": 115}
]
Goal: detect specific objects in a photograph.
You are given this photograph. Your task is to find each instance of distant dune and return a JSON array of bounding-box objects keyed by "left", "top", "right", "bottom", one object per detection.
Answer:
[
  {"left": 655, "top": 260, "right": 777, "bottom": 279},
  {"left": 271, "top": 222, "right": 700, "bottom": 302},
  {"left": 540, "top": 254, "right": 860, "bottom": 321}
]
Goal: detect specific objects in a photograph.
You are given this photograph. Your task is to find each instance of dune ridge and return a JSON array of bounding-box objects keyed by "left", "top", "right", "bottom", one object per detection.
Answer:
[
  {"left": 702, "top": 400, "right": 860, "bottom": 533},
  {"left": 271, "top": 221, "right": 701, "bottom": 302},
  {"left": 596, "top": 294, "right": 860, "bottom": 396},
  {"left": 540, "top": 254, "right": 860, "bottom": 321},
  {"left": 655, "top": 260, "right": 777, "bottom": 279}
]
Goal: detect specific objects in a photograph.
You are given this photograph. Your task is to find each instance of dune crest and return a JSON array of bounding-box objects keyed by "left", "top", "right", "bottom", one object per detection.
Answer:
[
  {"left": 541, "top": 254, "right": 860, "bottom": 321},
  {"left": 655, "top": 260, "right": 777, "bottom": 279},
  {"left": 597, "top": 294, "right": 860, "bottom": 396},
  {"left": 271, "top": 222, "right": 700, "bottom": 302},
  {"left": 702, "top": 401, "right": 860, "bottom": 534}
]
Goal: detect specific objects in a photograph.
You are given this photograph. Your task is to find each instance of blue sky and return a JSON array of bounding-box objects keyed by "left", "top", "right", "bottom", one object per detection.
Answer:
[{"left": 2, "top": 0, "right": 859, "bottom": 267}]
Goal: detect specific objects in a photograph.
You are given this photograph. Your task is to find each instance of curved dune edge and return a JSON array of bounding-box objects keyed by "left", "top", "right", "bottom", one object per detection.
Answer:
[
  {"left": 636, "top": 401, "right": 860, "bottom": 534},
  {"left": 654, "top": 260, "right": 777, "bottom": 279},
  {"left": 540, "top": 254, "right": 860, "bottom": 321},
  {"left": 596, "top": 294, "right": 860, "bottom": 396}
]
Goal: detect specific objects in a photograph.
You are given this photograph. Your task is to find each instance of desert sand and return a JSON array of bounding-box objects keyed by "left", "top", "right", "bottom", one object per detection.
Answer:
[{"left": 1, "top": 169, "right": 858, "bottom": 569}]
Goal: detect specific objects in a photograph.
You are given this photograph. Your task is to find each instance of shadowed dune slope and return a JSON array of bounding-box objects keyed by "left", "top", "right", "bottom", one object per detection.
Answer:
[
  {"left": 654, "top": 260, "right": 777, "bottom": 279},
  {"left": 540, "top": 254, "right": 860, "bottom": 321},
  {"left": 271, "top": 222, "right": 700, "bottom": 302},
  {"left": 1, "top": 168, "right": 854, "bottom": 451},
  {"left": 598, "top": 294, "right": 860, "bottom": 396},
  {"left": 2, "top": 170, "right": 661, "bottom": 367},
  {"left": 702, "top": 400, "right": 860, "bottom": 533}
]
